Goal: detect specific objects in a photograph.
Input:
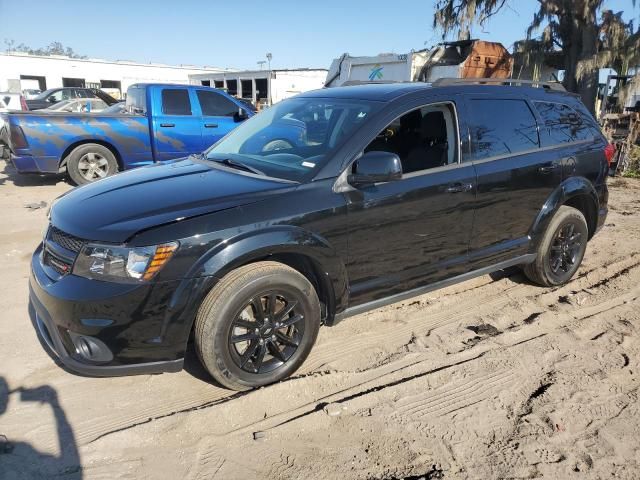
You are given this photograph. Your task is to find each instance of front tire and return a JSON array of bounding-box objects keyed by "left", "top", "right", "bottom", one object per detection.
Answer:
[
  {"left": 524, "top": 205, "right": 588, "bottom": 287},
  {"left": 194, "top": 261, "right": 321, "bottom": 390},
  {"left": 66, "top": 143, "right": 118, "bottom": 185}
]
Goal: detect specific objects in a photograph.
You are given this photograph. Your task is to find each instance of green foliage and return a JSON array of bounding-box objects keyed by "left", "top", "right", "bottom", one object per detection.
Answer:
[
  {"left": 623, "top": 145, "right": 640, "bottom": 178},
  {"left": 431, "top": 0, "right": 639, "bottom": 112},
  {"left": 3, "top": 39, "right": 87, "bottom": 59}
]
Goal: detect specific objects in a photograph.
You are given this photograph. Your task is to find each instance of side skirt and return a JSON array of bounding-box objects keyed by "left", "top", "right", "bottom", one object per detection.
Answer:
[{"left": 332, "top": 253, "right": 536, "bottom": 324}]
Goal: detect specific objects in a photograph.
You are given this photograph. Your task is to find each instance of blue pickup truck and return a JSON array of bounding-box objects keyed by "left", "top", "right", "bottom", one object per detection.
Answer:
[{"left": 3, "top": 84, "right": 256, "bottom": 184}]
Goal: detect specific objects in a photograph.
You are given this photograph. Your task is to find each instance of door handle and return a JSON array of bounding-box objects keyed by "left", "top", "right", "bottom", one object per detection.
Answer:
[
  {"left": 445, "top": 182, "right": 473, "bottom": 193},
  {"left": 160, "top": 123, "right": 175, "bottom": 128},
  {"left": 538, "top": 163, "right": 559, "bottom": 174},
  {"left": 204, "top": 123, "right": 218, "bottom": 128}
]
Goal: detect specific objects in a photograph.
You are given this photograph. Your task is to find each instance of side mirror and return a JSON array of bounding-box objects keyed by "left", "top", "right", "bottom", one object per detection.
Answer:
[
  {"left": 233, "top": 108, "right": 249, "bottom": 122},
  {"left": 48, "top": 97, "right": 57, "bottom": 103},
  {"left": 348, "top": 151, "right": 402, "bottom": 187}
]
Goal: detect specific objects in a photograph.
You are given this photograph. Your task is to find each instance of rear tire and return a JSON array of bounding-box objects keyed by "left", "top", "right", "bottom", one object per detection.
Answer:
[
  {"left": 524, "top": 205, "right": 588, "bottom": 287},
  {"left": 66, "top": 143, "right": 118, "bottom": 185},
  {"left": 194, "top": 261, "right": 321, "bottom": 391}
]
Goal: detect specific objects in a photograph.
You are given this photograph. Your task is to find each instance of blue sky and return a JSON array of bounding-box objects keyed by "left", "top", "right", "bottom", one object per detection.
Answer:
[{"left": 0, "top": 0, "right": 636, "bottom": 70}]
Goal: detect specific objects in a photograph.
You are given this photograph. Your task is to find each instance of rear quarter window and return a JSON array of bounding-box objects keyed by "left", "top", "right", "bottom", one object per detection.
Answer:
[
  {"left": 468, "top": 99, "right": 539, "bottom": 160},
  {"left": 533, "top": 101, "right": 596, "bottom": 146},
  {"left": 161, "top": 89, "right": 192, "bottom": 116}
]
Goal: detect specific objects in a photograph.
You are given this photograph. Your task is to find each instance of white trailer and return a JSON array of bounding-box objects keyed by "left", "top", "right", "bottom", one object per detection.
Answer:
[{"left": 325, "top": 40, "right": 513, "bottom": 87}]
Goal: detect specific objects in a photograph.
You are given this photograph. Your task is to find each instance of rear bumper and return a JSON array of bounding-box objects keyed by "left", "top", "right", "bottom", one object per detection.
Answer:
[
  {"left": 594, "top": 182, "right": 609, "bottom": 235},
  {"left": 12, "top": 152, "right": 60, "bottom": 174}
]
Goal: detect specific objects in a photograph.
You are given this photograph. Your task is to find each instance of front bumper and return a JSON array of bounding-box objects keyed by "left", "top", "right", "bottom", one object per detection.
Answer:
[
  {"left": 28, "top": 244, "right": 205, "bottom": 376},
  {"left": 30, "top": 283, "right": 183, "bottom": 376}
]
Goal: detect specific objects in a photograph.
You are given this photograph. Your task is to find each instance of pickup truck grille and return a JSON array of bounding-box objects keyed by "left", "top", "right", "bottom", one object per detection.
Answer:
[{"left": 49, "top": 226, "right": 84, "bottom": 253}]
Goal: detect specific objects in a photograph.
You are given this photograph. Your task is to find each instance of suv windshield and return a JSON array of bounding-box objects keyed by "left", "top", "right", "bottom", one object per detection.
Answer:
[
  {"left": 34, "top": 89, "right": 57, "bottom": 100},
  {"left": 205, "top": 97, "right": 380, "bottom": 182}
]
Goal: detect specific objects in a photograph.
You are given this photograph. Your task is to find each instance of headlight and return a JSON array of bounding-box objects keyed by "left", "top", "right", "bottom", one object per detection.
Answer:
[{"left": 73, "top": 242, "right": 178, "bottom": 283}]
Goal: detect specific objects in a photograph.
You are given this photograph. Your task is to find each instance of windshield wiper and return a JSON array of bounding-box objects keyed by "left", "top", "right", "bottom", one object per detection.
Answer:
[{"left": 208, "top": 156, "right": 265, "bottom": 176}]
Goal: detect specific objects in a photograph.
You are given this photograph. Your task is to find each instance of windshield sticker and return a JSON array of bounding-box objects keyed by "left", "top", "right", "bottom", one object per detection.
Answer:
[{"left": 302, "top": 161, "right": 316, "bottom": 168}]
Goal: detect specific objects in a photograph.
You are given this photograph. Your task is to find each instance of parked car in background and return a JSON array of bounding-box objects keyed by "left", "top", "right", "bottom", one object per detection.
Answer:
[
  {"left": 100, "top": 101, "right": 127, "bottom": 114},
  {"left": 235, "top": 97, "right": 258, "bottom": 112},
  {"left": 22, "top": 89, "right": 42, "bottom": 99},
  {"left": 3, "top": 84, "right": 258, "bottom": 184},
  {"left": 29, "top": 80, "right": 611, "bottom": 390},
  {"left": 44, "top": 98, "right": 108, "bottom": 113},
  {"left": 26, "top": 87, "right": 118, "bottom": 110}
]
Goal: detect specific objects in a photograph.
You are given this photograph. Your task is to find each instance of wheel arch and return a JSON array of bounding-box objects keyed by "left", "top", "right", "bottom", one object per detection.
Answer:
[
  {"left": 59, "top": 139, "right": 123, "bottom": 172},
  {"left": 188, "top": 226, "right": 349, "bottom": 326},
  {"left": 530, "top": 177, "right": 599, "bottom": 245}
]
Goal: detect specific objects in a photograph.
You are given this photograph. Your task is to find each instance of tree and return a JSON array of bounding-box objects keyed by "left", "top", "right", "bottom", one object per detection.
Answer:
[
  {"left": 432, "top": 0, "right": 640, "bottom": 113},
  {"left": 3, "top": 39, "right": 87, "bottom": 59}
]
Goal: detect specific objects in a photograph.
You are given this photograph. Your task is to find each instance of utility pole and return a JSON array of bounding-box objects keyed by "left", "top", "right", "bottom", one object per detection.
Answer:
[{"left": 266, "top": 53, "right": 273, "bottom": 106}]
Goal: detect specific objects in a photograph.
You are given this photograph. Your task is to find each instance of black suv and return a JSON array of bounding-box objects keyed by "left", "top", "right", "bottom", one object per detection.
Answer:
[
  {"left": 25, "top": 88, "right": 118, "bottom": 111},
  {"left": 29, "top": 80, "right": 611, "bottom": 390}
]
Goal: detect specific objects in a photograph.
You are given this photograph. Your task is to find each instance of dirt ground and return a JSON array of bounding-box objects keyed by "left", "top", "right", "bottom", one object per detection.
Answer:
[{"left": 0, "top": 161, "right": 639, "bottom": 480}]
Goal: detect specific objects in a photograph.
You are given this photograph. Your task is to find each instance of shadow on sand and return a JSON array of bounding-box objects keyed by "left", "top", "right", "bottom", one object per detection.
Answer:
[
  {"left": 0, "top": 160, "right": 67, "bottom": 187},
  {"left": 0, "top": 377, "right": 82, "bottom": 479}
]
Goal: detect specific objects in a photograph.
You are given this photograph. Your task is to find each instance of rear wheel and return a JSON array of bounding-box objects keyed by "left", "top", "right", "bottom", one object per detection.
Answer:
[
  {"left": 194, "top": 261, "right": 321, "bottom": 390},
  {"left": 524, "top": 205, "right": 588, "bottom": 286},
  {"left": 66, "top": 143, "right": 118, "bottom": 185}
]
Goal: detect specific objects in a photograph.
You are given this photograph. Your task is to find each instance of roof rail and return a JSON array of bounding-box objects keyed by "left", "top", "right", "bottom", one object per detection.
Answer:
[
  {"left": 339, "top": 80, "right": 398, "bottom": 86},
  {"left": 432, "top": 77, "right": 566, "bottom": 92}
]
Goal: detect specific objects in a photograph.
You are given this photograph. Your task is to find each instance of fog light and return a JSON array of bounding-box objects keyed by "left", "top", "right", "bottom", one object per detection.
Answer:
[{"left": 69, "top": 332, "right": 113, "bottom": 363}]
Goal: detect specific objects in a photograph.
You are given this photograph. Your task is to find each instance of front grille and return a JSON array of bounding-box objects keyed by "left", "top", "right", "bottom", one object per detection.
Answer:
[
  {"left": 43, "top": 249, "right": 73, "bottom": 276},
  {"left": 49, "top": 226, "right": 84, "bottom": 253}
]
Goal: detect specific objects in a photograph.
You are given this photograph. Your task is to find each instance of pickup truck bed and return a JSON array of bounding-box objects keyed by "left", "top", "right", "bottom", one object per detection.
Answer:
[{"left": 6, "top": 111, "right": 152, "bottom": 174}]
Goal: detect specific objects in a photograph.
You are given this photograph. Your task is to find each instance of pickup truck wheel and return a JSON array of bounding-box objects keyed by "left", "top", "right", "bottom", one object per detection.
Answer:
[
  {"left": 66, "top": 144, "right": 118, "bottom": 185},
  {"left": 524, "top": 205, "right": 588, "bottom": 287},
  {"left": 194, "top": 261, "right": 321, "bottom": 390}
]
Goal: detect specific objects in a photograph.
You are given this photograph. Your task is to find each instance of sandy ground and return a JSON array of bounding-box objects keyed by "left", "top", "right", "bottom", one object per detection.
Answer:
[{"left": 0, "top": 161, "right": 639, "bottom": 480}]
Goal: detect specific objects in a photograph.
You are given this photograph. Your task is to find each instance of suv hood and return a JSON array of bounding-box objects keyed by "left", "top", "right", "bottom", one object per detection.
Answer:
[{"left": 50, "top": 158, "right": 294, "bottom": 243}]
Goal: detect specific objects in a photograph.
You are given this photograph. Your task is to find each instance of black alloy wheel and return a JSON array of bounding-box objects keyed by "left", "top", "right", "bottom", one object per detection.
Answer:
[
  {"left": 194, "top": 261, "right": 321, "bottom": 390},
  {"left": 524, "top": 205, "right": 588, "bottom": 287},
  {"left": 548, "top": 222, "right": 583, "bottom": 276},
  {"left": 229, "top": 291, "right": 305, "bottom": 374}
]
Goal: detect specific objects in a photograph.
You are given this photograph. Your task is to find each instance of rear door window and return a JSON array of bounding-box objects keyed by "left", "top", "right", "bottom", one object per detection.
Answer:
[
  {"left": 161, "top": 89, "right": 192, "bottom": 115},
  {"left": 533, "top": 101, "right": 595, "bottom": 146},
  {"left": 196, "top": 90, "right": 237, "bottom": 116},
  {"left": 468, "top": 99, "right": 539, "bottom": 160}
]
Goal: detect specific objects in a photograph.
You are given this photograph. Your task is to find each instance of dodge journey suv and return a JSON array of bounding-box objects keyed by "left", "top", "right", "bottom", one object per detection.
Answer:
[{"left": 30, "top": 79, "right": 611, "bottom": 390}]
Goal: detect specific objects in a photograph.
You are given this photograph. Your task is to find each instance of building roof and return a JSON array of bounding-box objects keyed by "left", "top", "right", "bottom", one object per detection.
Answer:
[
  {"left": 189, "top": 68, "right": 327, "bottom": 78},
  {"left": 0, "top": 51, "right": 231, "bottom": 72}
]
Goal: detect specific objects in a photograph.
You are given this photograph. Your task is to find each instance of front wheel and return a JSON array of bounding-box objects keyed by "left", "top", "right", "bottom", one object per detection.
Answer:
[
  {"left": 524, "top": 205, "right": 588, "bottom": 287},
  {"left": 194, "top": 261, "right": 321, "bottom": 390}
]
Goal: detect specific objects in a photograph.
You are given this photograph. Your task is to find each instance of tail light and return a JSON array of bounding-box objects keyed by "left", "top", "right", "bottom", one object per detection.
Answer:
[
  {"left": 9, "top": 125, "right": 28, "bottom": 149},
  {"left": 604, "top": 144, "right": 615, "bottom": 166},
  {"left": 20, "top": 95, "right": 28, "bottom": 111}
]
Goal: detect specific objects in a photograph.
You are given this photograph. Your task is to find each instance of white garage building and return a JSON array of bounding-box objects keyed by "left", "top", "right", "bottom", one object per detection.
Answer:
[
  {"left": 189, "top": 68, "right": 327, "bottom": 107},
  {"left": 0, "top": 51, "right": 230, "bottom": 98}
]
